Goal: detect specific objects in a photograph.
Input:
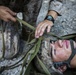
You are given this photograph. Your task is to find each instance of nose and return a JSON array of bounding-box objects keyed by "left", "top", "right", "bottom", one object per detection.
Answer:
[{"left": 58, "top": 40, "right": 63, "bottom": 47}]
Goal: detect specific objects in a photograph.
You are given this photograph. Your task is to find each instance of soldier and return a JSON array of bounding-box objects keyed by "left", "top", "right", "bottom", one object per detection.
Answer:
[{"left": 35, "top": 0, "right": 76, "bottom": 75}]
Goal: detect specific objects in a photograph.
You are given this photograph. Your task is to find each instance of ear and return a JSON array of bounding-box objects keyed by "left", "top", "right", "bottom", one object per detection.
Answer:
[{"left": 58, "top": 65, "right": 67, "bottom": 72}]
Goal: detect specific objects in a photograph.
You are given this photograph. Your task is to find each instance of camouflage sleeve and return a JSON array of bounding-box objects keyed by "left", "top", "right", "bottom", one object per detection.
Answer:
[{"left": 49, "top": 0, "right": 63, "bottom": 15}]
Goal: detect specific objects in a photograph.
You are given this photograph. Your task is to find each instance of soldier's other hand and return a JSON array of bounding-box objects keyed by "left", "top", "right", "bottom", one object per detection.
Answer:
[
  {"left": 35, "top": 20, "right": 53, "bottom": 38},
  {"left": 0, "top": 6, "right": 16, "bottom": 22}
]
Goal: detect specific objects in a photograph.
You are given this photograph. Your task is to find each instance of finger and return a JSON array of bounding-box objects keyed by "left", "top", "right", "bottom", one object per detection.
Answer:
[
  {"left": 35, "top": 26, "right": 40, "bottom": 38},
  {"left": 35, "top": 29, "right": 39, "bottom": 38},
  {"left": 8, "top": 16, "right": 16, "bottom": 22},
  {"left": 39, "top": 24, "right": 48, "bottom": 36},
  {"left": 6, "top": 8, "right": 16, "bottom": 16},
  {"left": 37, "top": 23, "right": 46, "bottom": 35},
  {"left": 38, "top": 22, "right": 51, "bottom": 36},
  {"left": 47, "top": 25, "right": 51, "bottom": 32},
  {"left": 37, "top": 20, "right": 50, "bottom": 34},
  {"left": 2, "top": 12, "right": 16, "bottom": 22},
  {"left": 35, "top": 20, "right": 53, "bottom": 38},
  {"left": 36, "top": 20, "right": 49, "bottom": 35},
  {"left": 3, "top": 18, "right": 9, "bottom": 22},
  {"left": 35, "top": 22, "right": 44, "bottom": 38},
  {"left": 35, "top": 23, "right": 47, "bottom": 38},
  {"left": 36, "top": 22, "right": 44, "bottom": 33},
  {"left": 6, "top": 13, "right": 16, "bottom": 22},
  {"left": 47, "top": 21, "right": 53, "bottom": 32}
]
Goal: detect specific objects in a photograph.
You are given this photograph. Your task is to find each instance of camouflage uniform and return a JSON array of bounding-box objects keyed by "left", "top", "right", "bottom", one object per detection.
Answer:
[{"left": 36, "top": 0, "right": 63, "bottom": 25}]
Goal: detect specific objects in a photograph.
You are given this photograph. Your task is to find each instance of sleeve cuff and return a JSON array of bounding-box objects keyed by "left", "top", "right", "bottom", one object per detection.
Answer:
[{"left": 49, "top": 1, "right": 63, "bottom": 16}]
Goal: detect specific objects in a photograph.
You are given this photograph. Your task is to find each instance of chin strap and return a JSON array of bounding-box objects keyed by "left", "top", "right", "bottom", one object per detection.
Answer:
[{"left": 53, "top": 40, "right": 76, "bottom": 69}]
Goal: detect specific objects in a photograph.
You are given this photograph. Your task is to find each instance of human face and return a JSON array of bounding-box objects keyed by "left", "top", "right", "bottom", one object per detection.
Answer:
[{"left": 50, "top": 40, "right": 73, "bottom": 62}]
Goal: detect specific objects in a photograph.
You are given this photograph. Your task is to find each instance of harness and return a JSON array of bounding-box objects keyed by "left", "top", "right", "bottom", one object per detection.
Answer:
[{"left": 53, "top": 40, "right": 76, "bottom": 69}]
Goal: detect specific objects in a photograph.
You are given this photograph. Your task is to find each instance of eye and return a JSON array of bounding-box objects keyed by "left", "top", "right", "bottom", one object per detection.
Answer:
[{"left": 50, "top": 40, "right": 55, "bottom": 43}]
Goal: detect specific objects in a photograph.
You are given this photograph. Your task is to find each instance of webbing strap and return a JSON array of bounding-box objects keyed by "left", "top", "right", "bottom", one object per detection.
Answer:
[
  {"left": 64, "top": 40, "right": 76, "bottom": 67},
  {"left": 67, "top": 40, "right": 76, "bottom": 62}
]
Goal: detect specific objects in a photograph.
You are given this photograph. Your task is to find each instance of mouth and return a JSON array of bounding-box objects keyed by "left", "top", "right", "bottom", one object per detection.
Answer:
[{"left": 64, "top": 40, "right": 69, "bottom": 48}]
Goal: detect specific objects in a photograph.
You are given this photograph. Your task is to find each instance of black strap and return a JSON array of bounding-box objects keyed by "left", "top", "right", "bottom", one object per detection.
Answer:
[{"left": 64, "top": 40, "right": 76, "bottom": 68}]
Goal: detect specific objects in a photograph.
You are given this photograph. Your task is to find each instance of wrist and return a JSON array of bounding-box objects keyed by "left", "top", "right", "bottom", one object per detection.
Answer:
[
  {"left": 45, "top": 15, "right": 55, "bottom": 23},
  {"left": 48, "top": 10, "right": 58, "bottom": 19}
]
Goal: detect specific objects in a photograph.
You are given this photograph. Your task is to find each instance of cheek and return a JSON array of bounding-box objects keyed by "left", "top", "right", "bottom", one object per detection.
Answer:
[
  {"left": 53, "top": 50, "right": 66, "bottom": 62},
  {"left": 56, "top": 49, "right": 66, "bottom": 58}
]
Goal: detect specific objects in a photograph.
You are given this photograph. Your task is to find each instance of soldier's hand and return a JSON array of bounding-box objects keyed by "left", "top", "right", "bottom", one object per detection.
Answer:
[
  {"left": 0, "top": 6, "right": 16, "bottom": 22},
  {"left": 35, "top": 20, "right": 53, "bottom": 38}
]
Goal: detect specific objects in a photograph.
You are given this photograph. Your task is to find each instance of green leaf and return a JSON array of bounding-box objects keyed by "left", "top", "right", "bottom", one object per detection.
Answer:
[
  {"left": 16, "top": 18, "right": 35, "bottom": 31},
  {"left": 20, "top": 37, "right": 42, "bottom": 75},
  {"left": 27, "top": 38, "right": 36, "bottom": 45},
  {"left": 60, "top": 33, "right": 76, "bottom": 39},
  {"left": 24, "top": 63, "right": 32, "bottom": 75},
  {"left": 20, "top": 67, "right": 24, "bottom": 75},
  {"left": 27, "top": 37, "right": 42, "bottom": 65},
  {"left": 37, "top": 56, "right": 51, "bottom": 75}
]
